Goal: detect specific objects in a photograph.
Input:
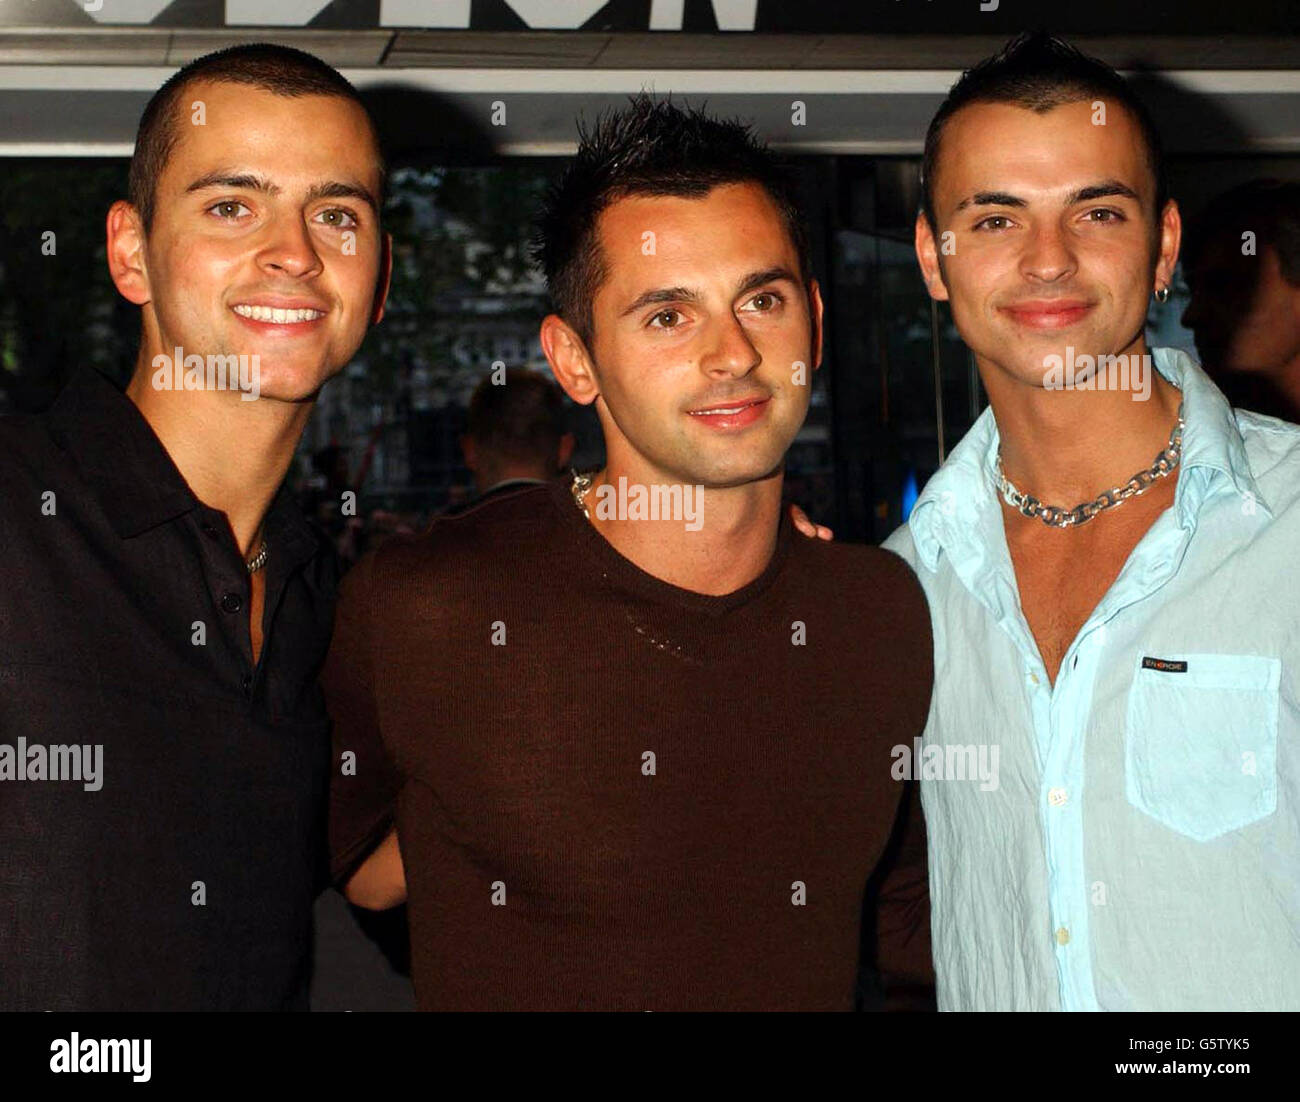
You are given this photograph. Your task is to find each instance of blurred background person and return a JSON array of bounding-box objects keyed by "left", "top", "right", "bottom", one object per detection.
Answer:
[
  {"left": 1182, "top": 179, "right": 1300, "bottom": 421},
  {"left": 456, "top": 367, "right": 575, "bottom": 507}
]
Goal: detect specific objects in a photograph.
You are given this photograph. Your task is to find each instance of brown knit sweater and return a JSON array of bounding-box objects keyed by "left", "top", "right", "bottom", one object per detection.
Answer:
[{"left": 325, "top": 477, "right": 933, "bottom": 1010}]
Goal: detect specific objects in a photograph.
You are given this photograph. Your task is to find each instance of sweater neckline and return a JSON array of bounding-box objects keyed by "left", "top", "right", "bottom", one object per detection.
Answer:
[{"left": 545, "top": 474, "right": 795, "bottom": 618}]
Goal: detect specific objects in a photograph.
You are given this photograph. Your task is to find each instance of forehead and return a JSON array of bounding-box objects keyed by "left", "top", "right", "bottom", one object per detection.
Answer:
[
  {"left": 934, "top": 99, "right": 1151, "bottom": 206},
  {"left": 595, "top": 181, "right": 797, "bottom": 281},
  {"left": 161, "top": 79, "right": 381, "bottom": 191}
]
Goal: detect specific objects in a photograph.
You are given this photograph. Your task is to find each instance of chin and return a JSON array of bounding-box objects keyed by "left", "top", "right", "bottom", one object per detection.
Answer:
[{"left": 243, "top": 362, "right": 340, "bottom": 404}]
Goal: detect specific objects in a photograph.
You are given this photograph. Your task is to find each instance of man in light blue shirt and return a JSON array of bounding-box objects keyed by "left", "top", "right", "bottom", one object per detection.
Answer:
[{"left": 882, "top": 32, "right": 1300, "bottom": 1009}]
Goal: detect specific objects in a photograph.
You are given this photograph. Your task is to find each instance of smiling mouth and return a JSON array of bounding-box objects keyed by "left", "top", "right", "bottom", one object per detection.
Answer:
[
  {"left": 688, "top": 398, "right": 769, "bottom": 417},
  {"left": 1001, "top": 302, "right": 1095, "bottom": 329},
  {"left": 232, "top": 304, "right": 326, "bottom": 324}
]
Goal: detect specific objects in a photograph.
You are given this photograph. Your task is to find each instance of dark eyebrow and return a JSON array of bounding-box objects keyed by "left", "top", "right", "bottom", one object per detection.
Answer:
[
  {"left": 186, "top": 171, "right": 272, "bottom": 196},
  {"left": 304, "top": 180, "right": 380, "bottom": 212},
  {"left": 619, "top": 266, "right": 800, "bottom": 318},
  {"left": 953, "top": 181, "right": 1141, "bottom": 215},
  {"left": 186, "top": 171, "right": 378, "bottom": 213},
  {"left": 953, "top": 191, "right": 1027, "bottom": 214},
  {"left": 1068, "top": 180, "right": 1141, "bottom": 205}
]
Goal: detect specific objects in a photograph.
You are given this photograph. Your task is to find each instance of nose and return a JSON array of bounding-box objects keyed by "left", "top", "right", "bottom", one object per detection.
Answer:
[
  {"left": 256, "top": 214, "right": 324, "bottom": 280},
  {"left": 699, "top": 311, "right": 761, "bottom": 379},
  {"left": 1019, "top": 221, "right": 1078, "bottom": 285}
]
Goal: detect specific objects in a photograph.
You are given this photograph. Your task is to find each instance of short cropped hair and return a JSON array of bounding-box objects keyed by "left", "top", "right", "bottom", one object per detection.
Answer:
[
  {"left": 531, "top": 93, "right": 812, "bottom": 346},
  {"left": 466, "top": 368, "right": 568, "bottom": 465},
  {"left": 127, "top": 43, "right": 385, "bottom": 231},
  {"left": 921, "top": 31, "right": 1167, "bottom": 230}
]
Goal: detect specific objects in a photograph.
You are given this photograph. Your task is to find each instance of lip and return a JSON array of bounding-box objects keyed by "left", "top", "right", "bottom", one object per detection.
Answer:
[
  {"left": 230, "top": 296, "right": 330, "bottom": 332},
  {"left": 1000, "top": 300, "right": 1095, "bottom": 330},
  {"left": 686, "top": 395, "right": 770, "bottom": 430}
]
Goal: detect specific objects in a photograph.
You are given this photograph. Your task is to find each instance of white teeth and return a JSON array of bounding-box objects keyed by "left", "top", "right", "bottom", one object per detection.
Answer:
[
  {"left": 692, "top": 406, "right": 748, "bottom": 416},
  {"left": 232, "top": 304, "right": 324, "bottom": 323}
]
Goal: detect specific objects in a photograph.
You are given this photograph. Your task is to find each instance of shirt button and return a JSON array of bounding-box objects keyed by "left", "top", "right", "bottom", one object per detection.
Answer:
[
  {"left": 1055, "top": 926, "right": 1071, "bottom": 946},
  {"left": 221, "top": 592, "right": 243, "bottom": 614},
  {"left": 201, "top": 523, "right": 219, "bottom": 539},
  {"left": 1029, "top": 672, "right": 1040, "bottom": 685},
  {"left": 1048, "top": 787, "right": 1068, "bottom": 807},
  {"left": 241, "top": 674, "right": 252, "bottom": 694}
]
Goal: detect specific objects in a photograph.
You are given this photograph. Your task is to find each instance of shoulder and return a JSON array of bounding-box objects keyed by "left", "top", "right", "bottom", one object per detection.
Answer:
[
  {"left": 787, "top": 533, "right": 931, "bottom": 635},
  {"left": 0, "top": 409, "right": 60, "bottom": 481},
  {"left": 353, "top": 481, "right": 565, "bottom": 596}
]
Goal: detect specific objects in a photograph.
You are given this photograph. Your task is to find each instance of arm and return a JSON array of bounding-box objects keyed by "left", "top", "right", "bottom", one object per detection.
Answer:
[
  {"left": 324, "top": 551, "right": 406, "bottom": 908},
  {"left": 872, "top": 781, "right": 935, "bottom": 1004},
  {"left": 343, "top": 827, "right": 406, "bottom": 910}
]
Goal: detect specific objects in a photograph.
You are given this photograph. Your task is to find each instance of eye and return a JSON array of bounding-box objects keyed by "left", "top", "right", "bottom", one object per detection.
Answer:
[
  {"left": 208, "top": 200, "right": 251, "bottom": 220},
  {"left": 316, "top": 207, "right": 359, "bottom": 229},
  {"left": 974, "top": 215, "right": 1014, "bottom": 232},
  {"left": 648, "top": 309, "right": 682, "bottom": 330},
  {"left": 743, "top": 290, "right": 785, "bottom": 313},
  {"left": 1085, "top": 207, "right": 1125, "bottom": 224}
]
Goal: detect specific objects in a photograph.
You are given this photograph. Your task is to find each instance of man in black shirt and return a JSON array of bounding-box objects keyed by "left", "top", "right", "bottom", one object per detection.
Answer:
[{"left": 0, "top": 44, "right": 389, "bottom": 1009}]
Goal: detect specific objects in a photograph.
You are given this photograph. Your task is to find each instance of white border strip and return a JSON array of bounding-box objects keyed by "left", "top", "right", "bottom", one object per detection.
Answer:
[{"left": 1, "top": 66, "right": 1299, "bottom": 94}]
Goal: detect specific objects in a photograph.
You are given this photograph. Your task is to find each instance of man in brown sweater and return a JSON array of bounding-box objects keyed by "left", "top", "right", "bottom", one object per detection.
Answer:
[{"left": 325, "top": 95, "right": 934, "bottom": 1010}]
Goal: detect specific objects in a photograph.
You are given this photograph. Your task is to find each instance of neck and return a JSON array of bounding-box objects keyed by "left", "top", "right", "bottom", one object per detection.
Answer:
[
  {"left": 583, "top": 453, "right": 783, "bottom": 597},
  {"left": 985, "top": 336, "right": 1183, "bottom": 503},
  {"left": 125, "top": 358, "right": 311, "bottom": 556},
  {"left": 477, "top": 462, "right": 550, "bottom": 494},
  {"left": 1265, "top": 349, "right": 1300, "bottom": 420}
]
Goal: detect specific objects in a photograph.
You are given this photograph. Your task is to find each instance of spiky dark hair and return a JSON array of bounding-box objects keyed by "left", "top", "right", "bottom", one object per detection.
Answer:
[
  {"left": 920, "top": 31, "right": 1166, "bottom": 230},
  {"left": 531, "top": 93, "right": 812, "bottom": 345}
]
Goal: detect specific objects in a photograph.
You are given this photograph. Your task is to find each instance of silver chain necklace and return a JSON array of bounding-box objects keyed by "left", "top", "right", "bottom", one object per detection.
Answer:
[
  {"left": 245, "top": 539, "right": 269, "bottom": 574},
  {"left": 995, "top": 402, "right": 1185, "bottom": 528},
  {"left": 570, "top": 469, "right": 595, "bottom": 519}
]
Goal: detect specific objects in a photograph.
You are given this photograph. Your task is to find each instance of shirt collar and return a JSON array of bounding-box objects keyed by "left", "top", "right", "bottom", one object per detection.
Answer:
[
  {"left": 47, "top": 367, "right": 322, "bottom": 561},
  {"left": 47, "top": 367, "right": 199, "bottom": 539},
  {"left": 906, "top": 346, "right": 1269, "bottom": 574}
]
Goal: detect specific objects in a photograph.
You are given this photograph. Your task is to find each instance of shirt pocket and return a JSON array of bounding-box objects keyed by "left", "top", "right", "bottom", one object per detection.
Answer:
[{"left": 1124, "top": 653, "right": 1280, "bottom": 842}]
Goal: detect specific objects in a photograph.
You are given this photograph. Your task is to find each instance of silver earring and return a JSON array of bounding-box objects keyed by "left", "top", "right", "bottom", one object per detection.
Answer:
[{"left": 1154, "top": 285, "right": 1170, "bottom": 304}]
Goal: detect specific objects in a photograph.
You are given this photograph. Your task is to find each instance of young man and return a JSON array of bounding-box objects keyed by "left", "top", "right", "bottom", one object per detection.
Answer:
[
  {"left": 0, "top": 45, "right": 390, "bottom": 1009},
  {"left": 883, "top": 32, "right": 1300, "bottom": 1010},
  {"left": 326, "top": 96, "right": 933, "bottom": 1010}
]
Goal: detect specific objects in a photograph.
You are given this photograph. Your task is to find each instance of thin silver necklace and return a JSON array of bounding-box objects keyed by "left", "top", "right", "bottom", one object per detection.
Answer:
[{"left": 996, "top": 402, "right": 1185, "bottom": 528}]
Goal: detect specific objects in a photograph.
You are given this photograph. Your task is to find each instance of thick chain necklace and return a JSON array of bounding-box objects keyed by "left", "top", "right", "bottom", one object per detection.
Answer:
[
  {"left": 996, "top": 402, "right": 1185, "bottom": 528},
  {"left": 245, "top": 539, "right": 269, "bottom": 574}
]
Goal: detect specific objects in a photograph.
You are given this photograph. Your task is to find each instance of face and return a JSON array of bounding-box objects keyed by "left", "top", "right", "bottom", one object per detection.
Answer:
[
  {"left": 122, "top": 80, "right": 388, "bottom": 403},
  {"left": 564, "top": 181, "right": 822, "bottom": 489},
  {"left": 916, "top": 100, "right": 1178, "bottom": 392},
  {"left": 1184, "top": 245, "right": 1300, "bottom": 376}
]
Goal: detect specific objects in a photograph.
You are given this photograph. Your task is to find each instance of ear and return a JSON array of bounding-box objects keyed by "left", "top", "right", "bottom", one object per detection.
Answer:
[
  {"left": 107, "top": 200, "right": 151, "bottom": 307},
  {"left": 1154, "top": 198, "right": 1182, "bottom": 299},
  {"left": 808, "top": 278, "right": 825, "bottom": 372},
  {"left": 540, "top": 314, "right": 600, "bottom": 407},
  {"left": 460, "top": 434, "right": 477, "bottom": 471},
  {"left": 371, "top": 231, "right": 394, "bottom": 325},
  {"left": 915, "top": 212, "right": 950, "bottom": 302}
]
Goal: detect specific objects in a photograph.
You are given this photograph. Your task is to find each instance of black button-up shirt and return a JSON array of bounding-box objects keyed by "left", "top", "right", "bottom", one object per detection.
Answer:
[{"left": 0, "top": 368, "right": 337, "bottom": 1009}]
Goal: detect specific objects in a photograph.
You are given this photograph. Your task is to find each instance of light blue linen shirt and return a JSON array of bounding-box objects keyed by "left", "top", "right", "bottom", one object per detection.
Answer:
[{"left": 883, "top": 346, "right": 1300, "bottom": 1011}]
